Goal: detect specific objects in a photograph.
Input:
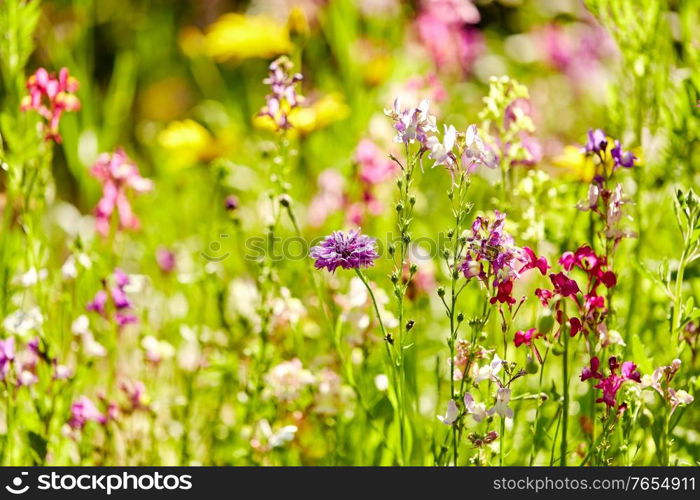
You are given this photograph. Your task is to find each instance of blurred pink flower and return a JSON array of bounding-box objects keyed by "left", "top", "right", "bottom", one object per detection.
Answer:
[
  {"left": 355, "top": 139, "right": 398, "bottom": 185},
  {"left": 308, "top": 169, "right": 345, "bottom": 227},
  {"left": 69, "top": 396, "right": 107, "bottom": 430},
  {"left": 21, "top": 67, "right": 80, "bottom": 142},
  {"left": 156, "top": 247, "right": 176, "bottom": 273},
  {"left": 415, "top": 1, "right": 483, "bottom": 74},
  {"left": 90, "top": 148, "right": 153, "bottom": 237}
]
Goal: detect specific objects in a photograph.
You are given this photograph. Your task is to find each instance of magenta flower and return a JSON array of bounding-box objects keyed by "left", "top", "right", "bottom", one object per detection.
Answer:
[
  {"left": 86, "top": 290, "right": 108, "bottom": 315},
  {"left": 581, "top": 356, "right": 642, "bottom": 408},
  {"left": 549, "top": 272, "right": 580, "bottom": 297},
  {"left": 68, "top": 396, "right": 107, "bottom": 430},
  {"left": 0, "top": 338, "right": 16, "bottom": 381},
  {"left": 581, "top": 356, "right": 602, "bottom": 381},
  {"left": 156, "top": 247, "right": 176, "bottom": 273},
  {"left": 310, "top": 230, "right": 378, "bottom": 272},
  {"left": 90, "top": 149, "right": 153, "bottom": 237},
  {"left": 514, "top": 328, "right": 539, "bottom": 348},
  {"left": 521, "top": 247, "right": 549, "bottom": 275},
  {"left": 534, "top": 288, "right": 553, "bottom": 306},
  {"left": 20, "top": 67, "right": 80, "bottom": 142},
  {"left": 86, "top": 269, "right": 138, "bottom": 327}
]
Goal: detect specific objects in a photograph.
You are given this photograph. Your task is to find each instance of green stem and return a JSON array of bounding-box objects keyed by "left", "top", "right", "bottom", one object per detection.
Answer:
[{"left": 561, "top": 323, "right": 569, "bottom": 467}]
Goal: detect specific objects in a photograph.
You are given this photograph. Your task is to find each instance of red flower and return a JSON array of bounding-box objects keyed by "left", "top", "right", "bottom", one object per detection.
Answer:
[
  {"left": 549, "top": 272, "right": 580, "bottom": 297},
  {"left": 490, "top": 280, "right": 516, "bottom": 305},
  {"left": 569, "top": 317, "right": 582, "bottom": 337},
  {"left": 581, "top": 357, "right": 603, "bottom": 381}
]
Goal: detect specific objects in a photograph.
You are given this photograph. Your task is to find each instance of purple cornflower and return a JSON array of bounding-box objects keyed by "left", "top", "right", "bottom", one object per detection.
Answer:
[
  {"left": 310, "top": 229, "right": 379, "bottom": 272},
  {"left": 384, "top": 97, "right": 437, "bottom": 147},
  {"left": 584, "top": 128, "right": 607, "bottom": 155},
  {"left": 259, "top": 56, "right": 303, "bottom": 131},
  {"left": 611, "top": 140, "right": 637, "bottom": 168}
]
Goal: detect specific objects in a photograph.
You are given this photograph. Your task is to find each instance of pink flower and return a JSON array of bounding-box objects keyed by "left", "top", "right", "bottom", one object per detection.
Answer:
[
  {"left": 86, "top": 290, "right": 108, "bottom": 315},
  {"left": 415, "top": 1, "right": 483, "bottom": 74},
  {"left": 355, "top": 139, "right": 398, "bottom": 185},
  {"left": 68, "top": 396, "right": 107, "bottom": 430},
  {"left": 21, "top": 67, "right": 80, "bottom": 142},
  {"left": 156, "top": 247, "right": 176, "bottom": 273},
  {"left": 86, "top": 269, "right": 138, "bottom": 327},
  {"left": 308, "top": 169, "right": 345, "bottom": 227},
  {"left": 90, "top": 149, "right": 153, "bottom": 237},
  {"left": 0, "top": 338, "right": 15, "bottom": 381},
  {"left": 521, "top": 247, "right": 549, "bottom": 275},
  {"left": 549, "top": 272, "right": 580, "bottom": 297},
  {"left": 514, "top": 328, "right": 538, "bottom": 347},
  {"left": 534, "top": 288, "right": 553, "bottom": 306},
  {"left": 582, "top": 356, "right": 642, "bottom": 408}
]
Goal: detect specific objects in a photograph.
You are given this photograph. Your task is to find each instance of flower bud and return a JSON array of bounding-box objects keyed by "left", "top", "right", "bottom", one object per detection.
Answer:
[
  {"left": 526, "top": 355, "right": 539, "bottom": 374},
  {"left": 437, "top": 287, "right": 445, "bottom": 297}
]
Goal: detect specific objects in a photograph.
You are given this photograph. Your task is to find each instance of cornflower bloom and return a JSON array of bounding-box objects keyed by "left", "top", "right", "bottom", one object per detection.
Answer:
[{"left": 310, "top": 230, "right": 378, "bottom": 272}]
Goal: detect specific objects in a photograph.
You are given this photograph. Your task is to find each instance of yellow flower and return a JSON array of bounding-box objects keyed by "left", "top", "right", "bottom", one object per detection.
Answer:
[
  {"left": 253, "top": 93, "right": 349, "bottom": 135},
  {"left": 204, "top": 14, "right": 292, "bottom": 61},
  {"left": 551, "top": 145, "right": 595, "bottom": 182},
  {"left": 158, "top": 120, "right": 233, "bottom": 166}
]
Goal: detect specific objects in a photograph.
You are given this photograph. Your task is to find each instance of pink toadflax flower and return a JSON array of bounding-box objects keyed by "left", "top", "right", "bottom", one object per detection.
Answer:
[
  {"left": 68, "top": 396, "right": 107, "bottom": 430},
  {"left": 21, "top": 67, "right": 80, "bottom": 142},
  {"left": 90, "top": 148, "right": 153, "bottom": 237}
]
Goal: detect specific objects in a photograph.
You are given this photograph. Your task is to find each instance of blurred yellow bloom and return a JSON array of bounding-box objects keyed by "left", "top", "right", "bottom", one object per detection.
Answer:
[
  {"left": 253, "top": 93, "right": 349, "bottom": 135},
  {"left": 287, "top": 6, "right": 310, "bottom": 39},
  {"left": 204, "top": 14, "right": 293, "bottom": 61},
  {"left": 158, "top": 120, "right": 233, "bottom": 166},
  {"left": 551, "top": 145, "right": 594, "bottom": 182},
  {"left": 552, "top": 141, "right": 644, "bottom": 182}
]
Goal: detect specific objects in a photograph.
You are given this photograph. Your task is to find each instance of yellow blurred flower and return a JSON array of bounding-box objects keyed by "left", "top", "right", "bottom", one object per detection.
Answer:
[
  {"left": 158, "top": 120, "right": 233, "bottom": 166},
  {"left": 204, "top": 14, "right": 293, "bottom": 61},
  {"left": 552, "top": 141, "right": 644, "bottom": 182},
  {"left": 253, "top": 93, "right": 349, "bottom": 135},
  {"left": 551, "top": 145, "right": 594, "bottom": 182}
]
